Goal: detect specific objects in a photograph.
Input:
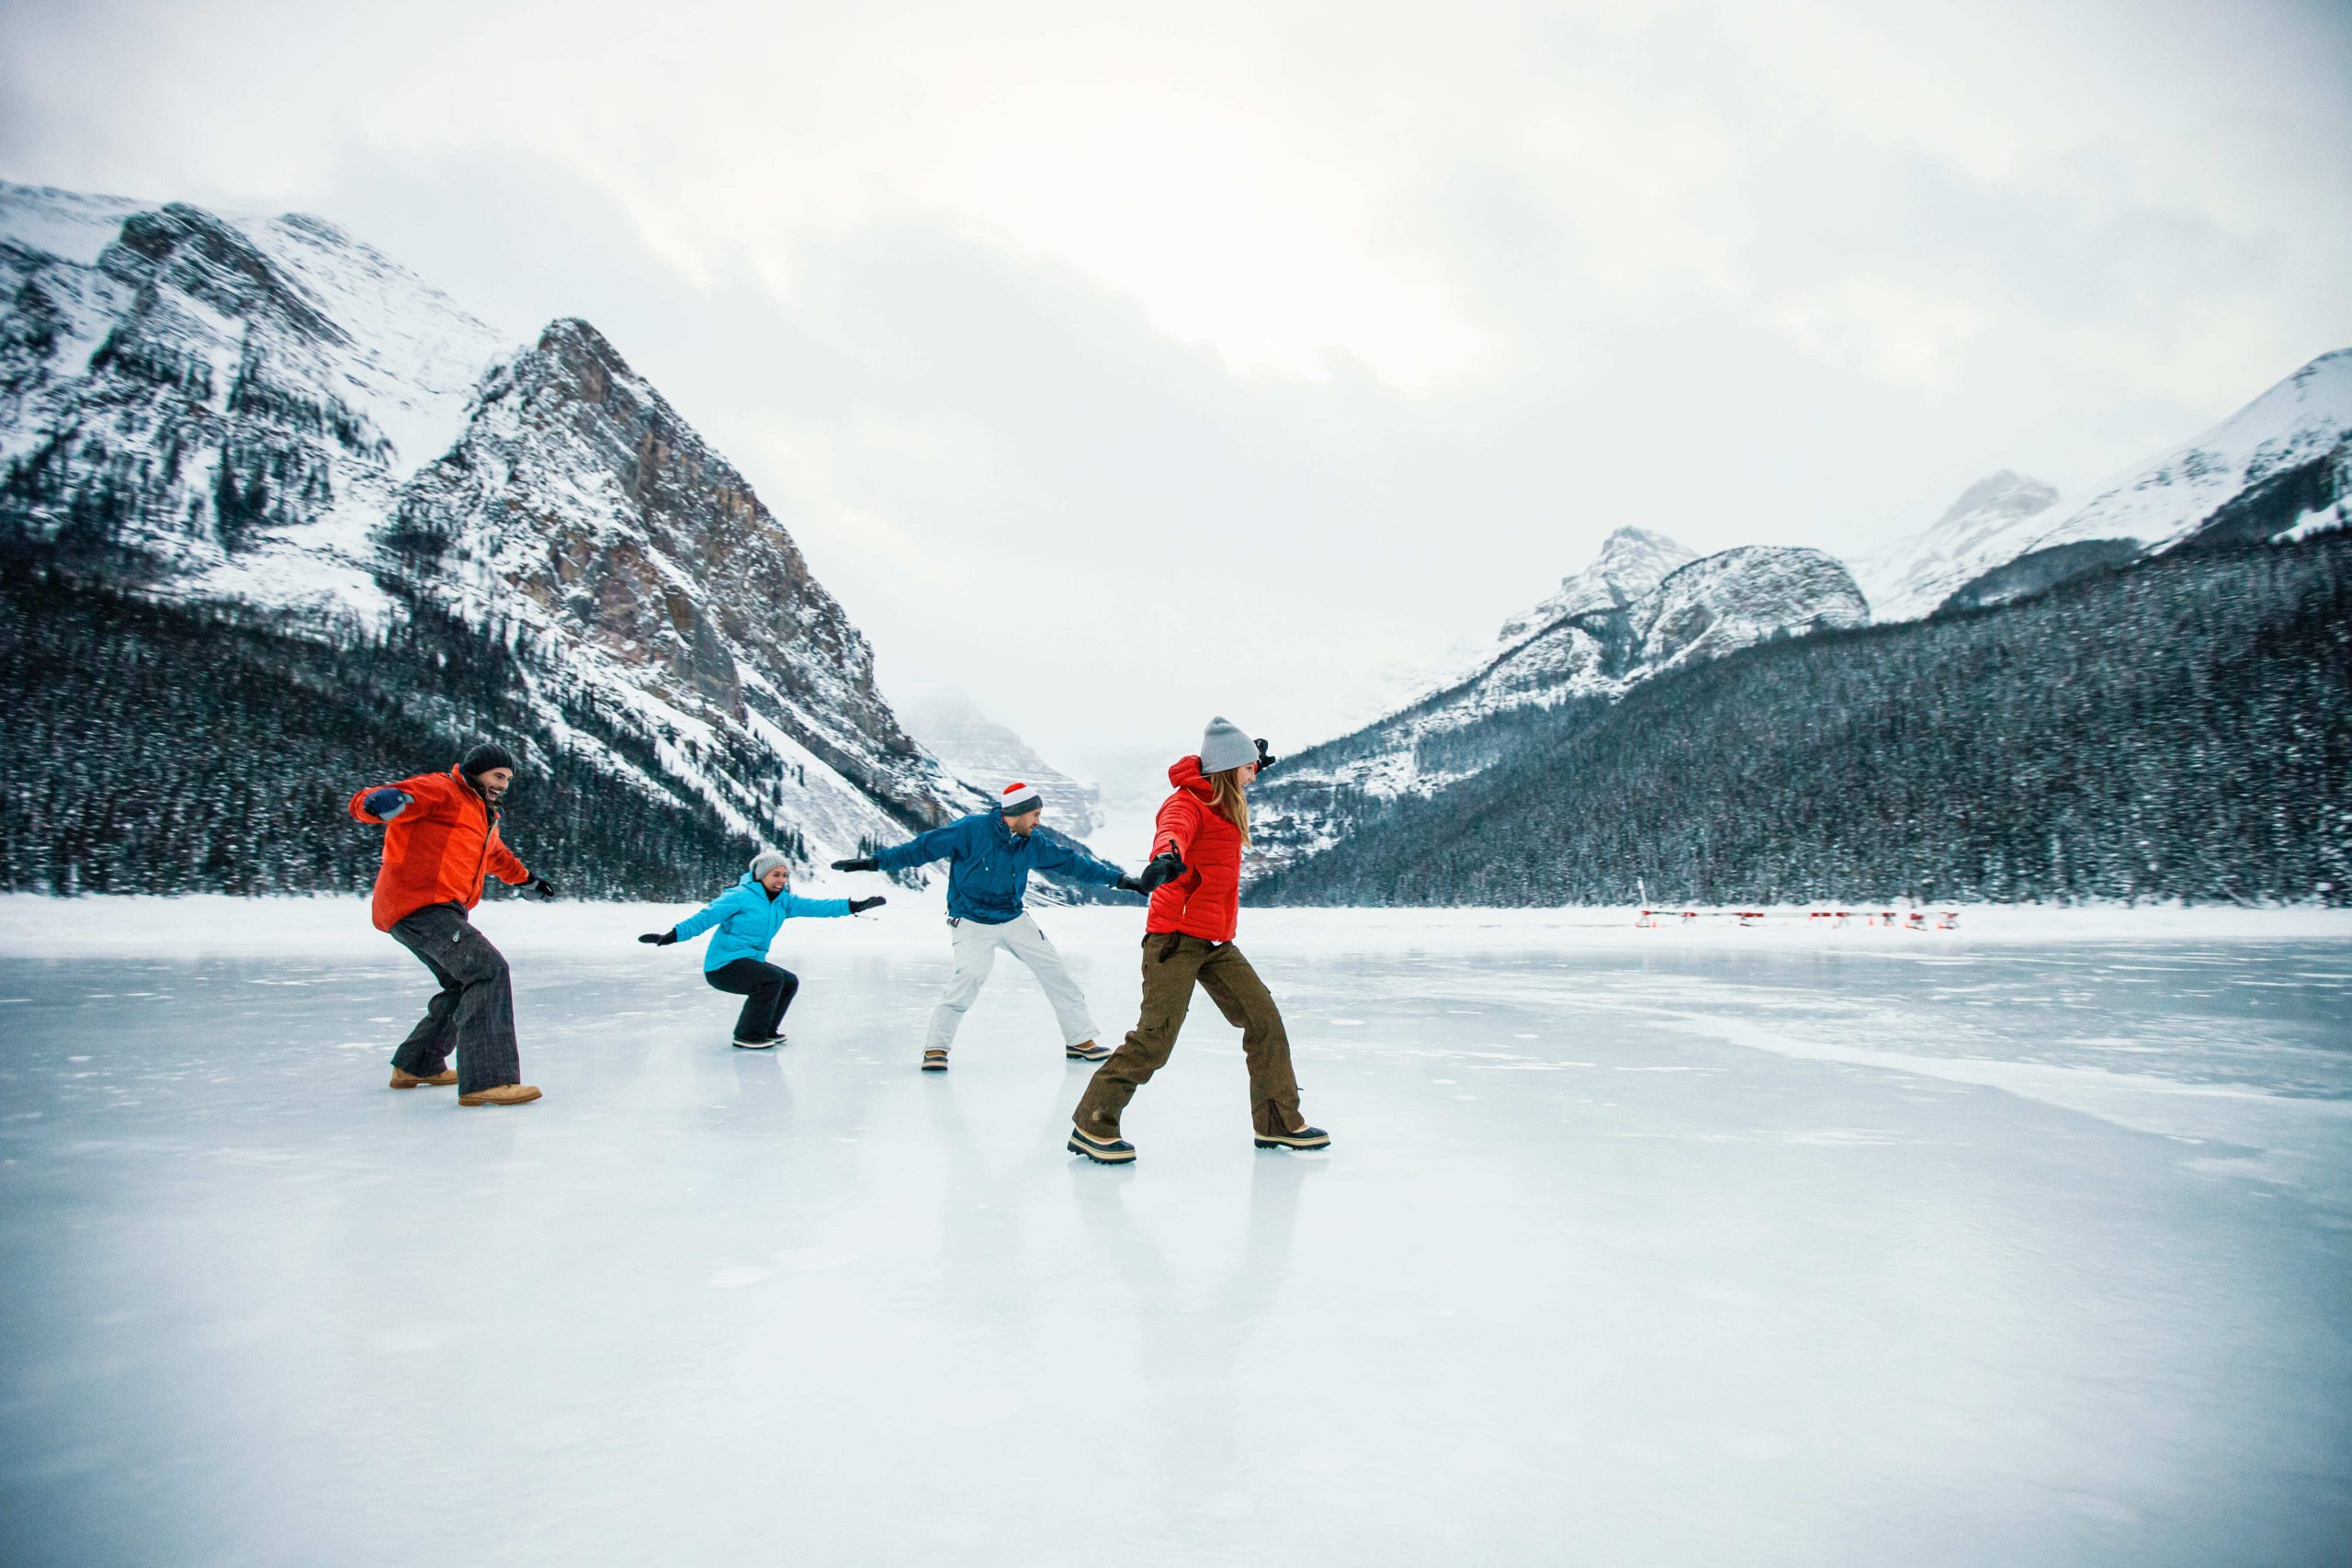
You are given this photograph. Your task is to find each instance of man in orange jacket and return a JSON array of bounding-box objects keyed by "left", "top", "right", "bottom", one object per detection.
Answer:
[{"left": 349, "top": 743, "right": 552, "bottom": 1105}]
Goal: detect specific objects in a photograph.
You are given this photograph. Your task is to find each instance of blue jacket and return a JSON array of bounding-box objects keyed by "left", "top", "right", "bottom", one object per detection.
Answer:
[
  {"left": 873, "top": 811, "right": 1126, "bottom": 924},
  {"left": 674, "top": 874, "right": 854, "bottom": 971}
]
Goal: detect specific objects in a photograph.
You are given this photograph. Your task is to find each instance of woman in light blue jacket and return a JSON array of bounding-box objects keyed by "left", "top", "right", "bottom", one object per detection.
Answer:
[{"left": 640, "top": 851, "right": 887, "bottom": 1048}]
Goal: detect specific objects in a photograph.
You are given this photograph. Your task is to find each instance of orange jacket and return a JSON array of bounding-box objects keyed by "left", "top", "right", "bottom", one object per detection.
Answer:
[
  {"left": 348, "top": 767, "right": 531, "bottom": 931},
  {"left": 1145, "top": 755, "right": 1247, "bottom": 942}
]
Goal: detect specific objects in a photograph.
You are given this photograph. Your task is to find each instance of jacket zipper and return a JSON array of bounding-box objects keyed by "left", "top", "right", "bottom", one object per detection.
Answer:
[{"left": 462, "top": 768, "right": 495, "bottom": 895}]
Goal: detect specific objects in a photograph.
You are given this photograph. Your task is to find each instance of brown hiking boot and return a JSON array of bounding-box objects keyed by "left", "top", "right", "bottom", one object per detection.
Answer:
[
  {"left": 390, "top": 1068, "right": 458, "bottom": 1089},
  {"left": 458, "top": 1084, "right": 542, "bottom": 1106},
  {"left": 1069, "top": 1125, "right": 1136, "bottom": 1164}
]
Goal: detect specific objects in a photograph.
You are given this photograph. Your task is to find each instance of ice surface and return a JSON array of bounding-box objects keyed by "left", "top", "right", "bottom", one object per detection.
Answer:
[{"left": 4, "top": 901, "right": 2349, "bottom": 1566}]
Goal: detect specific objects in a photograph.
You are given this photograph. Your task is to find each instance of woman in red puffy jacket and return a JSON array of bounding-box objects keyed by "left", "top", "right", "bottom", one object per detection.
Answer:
[{"left": 1069, "top": 716, "right": 1330, "bottom": 1164}]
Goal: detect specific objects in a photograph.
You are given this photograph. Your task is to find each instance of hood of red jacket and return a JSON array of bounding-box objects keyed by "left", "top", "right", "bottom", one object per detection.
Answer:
[{"left": 1167, "top": 754, "right": 1211, "bottom": 795}]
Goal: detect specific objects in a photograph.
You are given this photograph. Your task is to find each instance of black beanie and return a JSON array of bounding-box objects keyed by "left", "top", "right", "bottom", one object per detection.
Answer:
[{"left": 459, "top": 742, "right": 517, "bottom": 779}]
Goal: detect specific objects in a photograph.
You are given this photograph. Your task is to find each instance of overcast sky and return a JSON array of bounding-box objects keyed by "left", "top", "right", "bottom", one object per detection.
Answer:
[{"left": 4, "top": 0, "right": 2348, "bottom": 788}]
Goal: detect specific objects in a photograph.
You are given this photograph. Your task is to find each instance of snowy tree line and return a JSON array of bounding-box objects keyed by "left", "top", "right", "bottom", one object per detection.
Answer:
[
  {"left": 0, "top": 552, "right": 771, "bottom": 898},
  {"left": 1255, "top": 534, "right": 2352, "bottom": 908}
]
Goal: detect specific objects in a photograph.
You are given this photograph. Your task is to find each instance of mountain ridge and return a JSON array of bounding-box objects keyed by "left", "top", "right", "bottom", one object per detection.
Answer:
[{"left": 0, "top": 178, "right": 982, "bottom": 893}]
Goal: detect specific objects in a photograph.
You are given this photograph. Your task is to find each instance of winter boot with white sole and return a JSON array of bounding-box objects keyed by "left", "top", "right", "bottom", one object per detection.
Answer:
[{"left": 1065, "top": 1040, "right": 1112, "bottom": 1062}]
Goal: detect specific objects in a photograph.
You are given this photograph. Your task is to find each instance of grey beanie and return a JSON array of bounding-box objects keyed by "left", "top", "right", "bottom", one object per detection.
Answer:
[
  {"left": 1199, "top": 716, "right": 1257, "bottom": 774},
  {"left": 749, "top": 850, "right": 791, "bottom": 880}
]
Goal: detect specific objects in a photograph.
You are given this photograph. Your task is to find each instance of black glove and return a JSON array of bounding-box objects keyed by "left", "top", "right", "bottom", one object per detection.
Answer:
[
  {"left": 831, "top": 857, "right": 878, "bottom": 873},
  {"left": 1254, "top": 738, "right": 1277, "bottom": 773},
  {"left": 363, "top": 786, "right": 413, "bottom": 819},
  {"left": 1131, "top": 851, "right": 1186, "bottom": 892},
  {"left": 849, "top": 896, "right": 888, "bottom": 914},
  {"left": 639, "top": 929, "right": 678, "bottom": 946},
  {"left": 530, "top": 877, "right": 558, "bottom": 901}
]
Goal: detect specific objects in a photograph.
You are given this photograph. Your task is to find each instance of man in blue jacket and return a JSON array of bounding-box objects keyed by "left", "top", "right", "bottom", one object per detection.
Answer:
[{"left": 832, "top": 782, "right": 1178, "bottom": 1071}]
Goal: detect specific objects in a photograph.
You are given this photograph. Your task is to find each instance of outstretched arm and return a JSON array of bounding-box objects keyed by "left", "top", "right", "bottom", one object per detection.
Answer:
[
  {"left": 1030, "top": 833, "right": 1130, "bottom": 889},
  {"left": 779, "top": 891, "right": 854, "bottom": 919},
  {"left": 673, "top": 886, "right": 749, "bottom": 942},
  {"left": 866, "top": 818, "right": 971, "bottom": 874},
  {"left": 348, "top": 772, "right": 443, "bottom": 824},
  {"left": 486, "top": 837, "right": 531, "bottom": 886},
  {"left": 1153, "top": 794, "right": 1202, "bottom": 865}
]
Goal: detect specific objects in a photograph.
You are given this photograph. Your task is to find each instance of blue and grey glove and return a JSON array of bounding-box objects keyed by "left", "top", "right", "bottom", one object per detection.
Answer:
[
  {"left": 363, "top": 787, "right": 413, "bottom": 819},
  {"left": 529, "top": 877, "right": 558, "bottom": 901}
]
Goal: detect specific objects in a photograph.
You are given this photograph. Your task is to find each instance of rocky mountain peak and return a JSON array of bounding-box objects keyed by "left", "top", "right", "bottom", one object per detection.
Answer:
[
  {"left": 1498, "top": 525, "right": 1695, "bottom": 642},
  {"left": 1935, "top": 470, "right": 2061, "bottom": 528},
  {"left": 1854, "top": 469, "right": 2064, "bottom": 625},
  {"left": 1, "top": 180, "right": 974, "bottom": 866},
  {"left": 1633, "top": 546, "right": 1869, "bottom": 671}
]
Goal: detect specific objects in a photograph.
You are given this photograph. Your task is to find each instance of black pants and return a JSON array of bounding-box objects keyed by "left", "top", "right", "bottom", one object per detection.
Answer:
[
  {"left": 707, "top": 958, "right": 799, "bottom": 1042},
  {"left": 388, "top": 902, "right": 522, "bottom": 1094}
]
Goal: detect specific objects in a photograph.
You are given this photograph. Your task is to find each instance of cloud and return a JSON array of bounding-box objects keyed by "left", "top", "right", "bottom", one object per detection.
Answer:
[{"left": 0, "top": 0, "right": 2347, "bottom": 777}]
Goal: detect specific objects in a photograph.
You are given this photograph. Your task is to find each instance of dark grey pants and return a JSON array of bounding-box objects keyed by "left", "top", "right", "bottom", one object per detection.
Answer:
[
  {"left": 388, "top": 902, "right": 522, "bottom": 1094},
  {"left": 706, "top": 958, "right": 799, "bottom": 1042}
]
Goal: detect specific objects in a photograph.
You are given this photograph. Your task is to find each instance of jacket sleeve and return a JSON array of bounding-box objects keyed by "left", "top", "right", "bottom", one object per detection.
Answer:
[
  {"left": 781, "top": 892, "right": 853, "bottom": 919},
  {"left": 348, "top": 771, "right": 447, "bottom": 823},
  {"left": 1154, "top": 794, "right": 1202, "bottom": 863},
  {"left": 872, "top": 818, "right": 969, "bottom": 873},
  {"left": 1031, "top": 834, "right": 1128, "bottom": 887},
  {"left": 673, "top": 887, "right": 745, "bottom": 942},
  {"left": 486, "top": 834, "right": 530, "bottom": 886}
]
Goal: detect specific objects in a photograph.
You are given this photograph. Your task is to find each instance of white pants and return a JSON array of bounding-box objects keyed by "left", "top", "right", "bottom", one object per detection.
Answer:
[{"left": 924, "top": 912, "right": 1098, "bottom": 1053}]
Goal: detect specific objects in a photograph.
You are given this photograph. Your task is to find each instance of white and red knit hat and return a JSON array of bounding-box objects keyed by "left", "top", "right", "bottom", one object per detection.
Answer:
[{"left": 999, "top": 781, "right": 1044, "bottom": 814}]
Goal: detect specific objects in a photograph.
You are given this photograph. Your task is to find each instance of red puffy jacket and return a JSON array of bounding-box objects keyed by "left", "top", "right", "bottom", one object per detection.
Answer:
[
  {"left": 348, "top": 767, "right": 531, "bottom": 932},
  {"left": 1146, "top": 755, "right": 1249, "bottom": 942}
]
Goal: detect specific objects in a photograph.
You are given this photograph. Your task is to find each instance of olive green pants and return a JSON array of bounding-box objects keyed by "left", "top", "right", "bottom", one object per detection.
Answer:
[{"left": 1072, "top": 934, "right": 1303, "bottom": 1139}]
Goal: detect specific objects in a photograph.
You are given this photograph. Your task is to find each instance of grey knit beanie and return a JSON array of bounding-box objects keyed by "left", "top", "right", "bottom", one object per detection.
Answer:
[
  {"left": 748, "top": 850, "right": 791, "bottom": 880},
  {"left": 1199, "top": 716, "right": 1257, "bottom": 774}
]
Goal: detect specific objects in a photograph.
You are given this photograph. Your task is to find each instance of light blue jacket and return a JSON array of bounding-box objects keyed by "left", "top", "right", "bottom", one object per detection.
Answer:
[
  {"left": 674, "top": 873, "right": 854, "bottom": 971},
  {"left": 873, "top": 810, "right": 1126, "bottom": 924}
]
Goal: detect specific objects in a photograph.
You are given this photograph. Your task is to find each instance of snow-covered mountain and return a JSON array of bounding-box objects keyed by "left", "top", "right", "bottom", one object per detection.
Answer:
[
  {"left": 2030, "top": 350, "right": 2351, "bottom": 558},
  {"left": 1631, "top": 546, "right": 1869, "bottom": 671},
  {"left": 897, "top": 689, "right": 1102, "bottom": 838},
  {"left": 1858, "top": 352, "right": 2351, "bottom": 622},
  {"left": 1852, "top": 470, "right": 2064, "bottom": 624},
  {"left": 0, "top": 180, "right": 978, "bottom": 863},
  {"left": 1251, "top": 529, "right": 1867, "bottom": 871}
]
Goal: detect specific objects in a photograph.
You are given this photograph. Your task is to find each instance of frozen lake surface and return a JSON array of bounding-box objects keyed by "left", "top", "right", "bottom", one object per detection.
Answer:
[{"left": 4, "top": 900, "right": 2349, "bottom": 1566}]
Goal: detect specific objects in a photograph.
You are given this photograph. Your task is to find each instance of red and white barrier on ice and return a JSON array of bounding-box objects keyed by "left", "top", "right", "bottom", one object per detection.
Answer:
[{"left": 1634, "top": 908, "right": 1961, "bottom": 931}]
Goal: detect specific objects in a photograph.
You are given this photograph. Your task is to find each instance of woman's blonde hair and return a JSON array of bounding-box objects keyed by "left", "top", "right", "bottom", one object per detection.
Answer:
[{"left": 1208, "top": 766, "right": 1250, "bottom": 843}]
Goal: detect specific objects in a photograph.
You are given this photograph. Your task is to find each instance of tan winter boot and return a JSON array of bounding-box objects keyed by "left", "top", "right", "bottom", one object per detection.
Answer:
[
  {"left": 390, "top": 1068, "right": 458, "bottom": 1089},
  {"left": 1064, "top": 1040, "right": 1112, "bottom": 1062},
  {"left": 922, "top": 1049, "right": 950, "bottom": 1073},
  {"left": 458, "top": 1084, "right": 543, "bottom": 1106}
]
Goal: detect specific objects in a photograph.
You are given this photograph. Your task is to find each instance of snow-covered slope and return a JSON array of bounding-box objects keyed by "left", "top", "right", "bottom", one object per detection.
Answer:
[
  {"left": 1251, "top": 530, "right": 1867, "bottom": 874},
  {"left": 1857, "top": 353, "right": 2352, "bottom": 624},
  {"left": 0, "top": 180, "right": 976, "bottom": 863},
  {"left": 2032, "top": 350, "right": 2352, "bottom": 558},
  {"left": 1852, "top": 471, "right": 2064, "bottom": 624},
  {"left": 1634, "top": 547, "right": 1869, "bottom": 671},
  {"left": 897, "top": 690, "right": 1101, "bottom": 838}
]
